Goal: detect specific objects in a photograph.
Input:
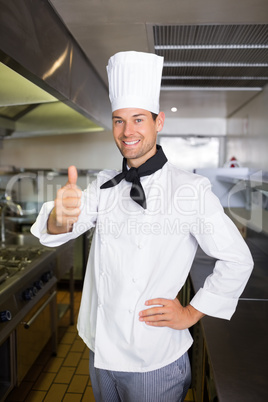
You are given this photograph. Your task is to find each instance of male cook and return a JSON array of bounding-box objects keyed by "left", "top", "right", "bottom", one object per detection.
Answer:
[{"left": 31, "top": 51, "right": 253, "bottom": 402}]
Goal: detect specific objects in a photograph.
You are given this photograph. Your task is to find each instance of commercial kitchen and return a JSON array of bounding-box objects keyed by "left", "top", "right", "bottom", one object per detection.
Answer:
[{"left": 0, "top": 1, "right": 267, "bottom": 401}]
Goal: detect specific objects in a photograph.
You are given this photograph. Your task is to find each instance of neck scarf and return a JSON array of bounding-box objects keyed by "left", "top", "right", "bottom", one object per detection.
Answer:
[{"left": 100, "top": 145, "right": 167, "bottom": 209}]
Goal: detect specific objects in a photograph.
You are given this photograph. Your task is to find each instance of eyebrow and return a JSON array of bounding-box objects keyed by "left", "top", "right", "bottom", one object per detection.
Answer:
[{"left": 112, "top": 114, "right": 147, "bottom": 119}]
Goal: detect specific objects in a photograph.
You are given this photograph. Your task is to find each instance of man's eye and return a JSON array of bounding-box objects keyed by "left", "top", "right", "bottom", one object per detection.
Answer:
[
  {"left": 136, "top": 119, "right": 142, "bottom": 123},
  {"left": 115, "top": 120, "right": 122, "bottom": 124}
]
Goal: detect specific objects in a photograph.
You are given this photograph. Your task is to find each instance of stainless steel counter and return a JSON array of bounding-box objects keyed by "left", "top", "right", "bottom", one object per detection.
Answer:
[
  {"left": 189, "top": 239, "right": 268, "bottom": 401},
  {"left": 191, "top": 240, "right": 268, "bottom": 301},
  {"left": 201, "top": 301, "right": 268, "bottom": 401}
]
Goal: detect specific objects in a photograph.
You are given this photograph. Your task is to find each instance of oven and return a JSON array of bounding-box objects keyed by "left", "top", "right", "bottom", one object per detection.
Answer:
[
  {"left": 0, "top": 331, "right": 16, "bottom": 401},
  {"left": 0, "top": 241, "right": 57, "bottom": 401}
]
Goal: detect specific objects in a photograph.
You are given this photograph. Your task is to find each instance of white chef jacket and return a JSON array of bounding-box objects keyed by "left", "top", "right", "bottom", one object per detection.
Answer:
[{"left": 31, "top": 162, "right": 253, "bottom": 372}]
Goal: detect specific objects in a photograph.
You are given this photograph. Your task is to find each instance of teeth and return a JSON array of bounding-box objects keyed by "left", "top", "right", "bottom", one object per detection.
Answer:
[{"left": 124, "top": 140, "right": 139, "bottom": 145}]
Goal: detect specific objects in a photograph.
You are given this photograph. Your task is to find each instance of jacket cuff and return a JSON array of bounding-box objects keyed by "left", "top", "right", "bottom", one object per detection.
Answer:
[
  {"left": 190, "top": 287, "right": 238, "bottom": 320},
  {"left": 30, "top": 201, "right": 74, "bottom": 247}
]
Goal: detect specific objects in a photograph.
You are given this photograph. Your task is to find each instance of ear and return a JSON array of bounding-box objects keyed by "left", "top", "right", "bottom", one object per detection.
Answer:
[{"left": 156, "top": 112, "right": 165, "bottom": 133}]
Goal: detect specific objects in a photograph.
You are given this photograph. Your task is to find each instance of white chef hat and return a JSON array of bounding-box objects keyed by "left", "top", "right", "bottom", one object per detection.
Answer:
[{"left": 107, "top": 51, "right": 164, "bottom": 114}]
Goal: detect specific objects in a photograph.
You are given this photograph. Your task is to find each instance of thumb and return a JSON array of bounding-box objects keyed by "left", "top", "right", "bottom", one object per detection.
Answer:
[{"left": 67, "top": 165, "right": 78, "bottom": 185}]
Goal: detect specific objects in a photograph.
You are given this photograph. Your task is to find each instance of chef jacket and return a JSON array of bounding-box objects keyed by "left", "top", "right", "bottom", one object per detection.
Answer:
[{"left": 31, "top": 162, "right": 253, "bottom": 372}]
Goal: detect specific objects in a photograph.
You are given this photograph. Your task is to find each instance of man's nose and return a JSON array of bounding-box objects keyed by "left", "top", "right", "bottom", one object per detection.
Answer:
[{"left": 123, "top": 121, "right": 134, "bottom": 136}]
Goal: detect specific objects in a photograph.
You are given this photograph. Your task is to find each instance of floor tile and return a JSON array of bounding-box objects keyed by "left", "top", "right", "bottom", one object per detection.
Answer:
[
  {"left": 58, "top": 324, "right": 70, "bottom": 342},
  {"left": 43, "top": 384, "right": 68, "bottom": 402},
  {"left": 74, "top": 291, "right": 82, "bottom": 301},
  {"left": 184, "top": 389, "right": 194, "bottom": 401},
  {"left": 66, "top": 325, "right": 78, "bottom": 334},
  {"left": 75, "top": 359, "right": 89, "bottom": 375},
  {"left": 82, "top": 348, "right": 89, "bottom": 360},
  {"left": 63, "top": 352, "right": 82, "bottom": 367},
  {"left": 67, "top": 374, "right": 88, "bottom": 394},
  {"left": 54, "top": 366, "right": 76, "bottom": 384},
  {"left": 25, "top": 390, "right": 47, "bottom": 402},
  {"left": 57, "top": 292, "right": 67, "bottom": 303},
  {"left": 60, "top": 331, "right": 77, "bottom": 345},
  {"left": 43, "top": 356, "right": 64, "bottom": 373},
  {"left": 63, "top": 393, "right": 82, "bottom": 402},
  {"left": 56, "top": 343, "right": 71, "bottom": 358},
  {"left": 82, "top": 386, "right": 95, "bottom": 402},
  {"left": 71, "top": 339, "right": 86, "bottom": 353},
  {"left": 60, "top": 293, "right": 71, "bottom": 305},
  {"left": 33, "top": 372, "right": 56, "bottom": 391}
]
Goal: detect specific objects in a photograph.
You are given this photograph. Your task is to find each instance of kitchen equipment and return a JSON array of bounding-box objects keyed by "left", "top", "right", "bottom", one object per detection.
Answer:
[{"left": 0, "top": 236, "right": 57, "bottom": 401}]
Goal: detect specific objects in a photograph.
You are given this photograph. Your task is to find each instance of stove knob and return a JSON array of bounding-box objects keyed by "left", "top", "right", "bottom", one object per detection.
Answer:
[
  {"left": 42, "top": 271, "right": 52, "bottom": 283},
  {"left": 0, "top": 310, "right": 12, "bottom": 322},
  {"left": 34, "top": 280, "right": 44, "bottom": 290},
  {"left": 23, "top": 288, "right": 34, "bottom": 301},
  {"left": 31, "top": 286, "right": 38, "bottom": 296}
]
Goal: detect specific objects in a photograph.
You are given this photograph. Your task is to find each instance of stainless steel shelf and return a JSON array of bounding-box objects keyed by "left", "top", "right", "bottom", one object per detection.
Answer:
[
  {"left": 58, "top": 303, "right": 70, "bottom": 321},
  {"left": 217, "top": 174, "right": 268, "bottom": 191}
]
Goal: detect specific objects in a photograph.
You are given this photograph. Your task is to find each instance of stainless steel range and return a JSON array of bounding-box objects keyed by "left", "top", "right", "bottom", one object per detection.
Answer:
[{"left": 0, "top": 237, "right": 58, "bottom": 401}]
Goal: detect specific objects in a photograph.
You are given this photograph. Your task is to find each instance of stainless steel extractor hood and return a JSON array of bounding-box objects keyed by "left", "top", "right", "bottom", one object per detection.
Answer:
[
  {"left": 0, "top": 62, "right": 104, "bottom": 138},
  {"left": 0, "top": 0, "right": 112, "bottom": 139}
]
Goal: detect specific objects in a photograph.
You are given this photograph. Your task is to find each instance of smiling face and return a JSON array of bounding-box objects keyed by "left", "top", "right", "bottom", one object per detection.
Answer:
[{"left": 112, "top": 108, "right": 165, "bottom": 168}]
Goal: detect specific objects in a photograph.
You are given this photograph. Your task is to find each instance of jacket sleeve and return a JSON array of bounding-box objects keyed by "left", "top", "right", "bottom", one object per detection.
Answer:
[
  {"left": 189, "top": 177, "right": 254, "bottom": 320},
  {"left": 31, "top": 178, "right": 98, "bottom": 247}
]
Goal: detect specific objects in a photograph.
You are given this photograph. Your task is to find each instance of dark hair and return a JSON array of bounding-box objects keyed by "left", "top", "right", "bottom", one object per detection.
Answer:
[{"left": 151, "top": 112, "right": 158, "bottom": 121}]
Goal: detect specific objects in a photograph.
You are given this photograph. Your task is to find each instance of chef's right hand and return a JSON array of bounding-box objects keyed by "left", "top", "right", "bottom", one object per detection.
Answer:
[{"left": 47, "top": 165, "right": 82, "bottom": 234}]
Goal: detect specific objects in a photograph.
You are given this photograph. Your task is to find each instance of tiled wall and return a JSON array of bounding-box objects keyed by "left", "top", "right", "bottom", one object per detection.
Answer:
[{"left": 0, "top": 130, "right": 122, "bottom": 171}]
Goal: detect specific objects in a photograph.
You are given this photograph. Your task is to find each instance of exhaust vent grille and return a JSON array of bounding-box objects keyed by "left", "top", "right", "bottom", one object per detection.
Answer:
[{"left": 153, "top": 24, "right": 268, "bottom": 90}]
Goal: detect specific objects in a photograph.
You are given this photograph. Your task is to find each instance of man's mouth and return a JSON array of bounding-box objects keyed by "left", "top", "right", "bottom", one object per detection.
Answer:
[{"left": 123, "top": 140, "right": 140, "bottom": 145}]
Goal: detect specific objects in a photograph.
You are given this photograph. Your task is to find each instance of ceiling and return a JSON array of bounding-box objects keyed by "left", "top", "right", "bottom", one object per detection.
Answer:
[
  {"left": 0, "top": 0, "right": 268, "bottom": 139},
  {"left": 49, "top": 0, "right": 268, "bottom": 119}
]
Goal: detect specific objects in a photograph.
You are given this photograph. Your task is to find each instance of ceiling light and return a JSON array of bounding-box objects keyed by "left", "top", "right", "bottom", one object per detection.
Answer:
[
  {"left": 163, "top": 62, "right": 268, "bottom": 67},
  {"left": 162, "top": 76, "right": 268, "bottom": 81},
  {"left": 155, "top": 44, "right": 268, "bottom": 50},
  {"left": 171, "top": 107, "right": 177, "bottom": 112},
  {"left": 161, "top": 86, "right": 262, "bottom": 91}
]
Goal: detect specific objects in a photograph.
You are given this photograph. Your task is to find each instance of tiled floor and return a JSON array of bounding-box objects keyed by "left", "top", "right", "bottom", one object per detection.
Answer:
[{"left": 6, "top": 289, "right": 194, "bottom": 402}]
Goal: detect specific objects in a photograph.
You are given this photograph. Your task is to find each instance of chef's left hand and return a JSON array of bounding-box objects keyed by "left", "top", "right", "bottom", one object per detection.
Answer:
[{"left": 139, "top": 297, "right": 205, "bottom": 330}]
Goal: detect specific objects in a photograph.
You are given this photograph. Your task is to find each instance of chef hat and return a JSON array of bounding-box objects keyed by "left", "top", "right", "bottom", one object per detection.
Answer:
[{"left": 107, "top": 51, "right": 164, "bottom": 114}]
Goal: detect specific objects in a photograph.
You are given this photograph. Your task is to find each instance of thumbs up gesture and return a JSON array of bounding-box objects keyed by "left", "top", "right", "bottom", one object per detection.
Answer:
[{"left": 47, "top": 166, "right": 82, "bottom": 234}]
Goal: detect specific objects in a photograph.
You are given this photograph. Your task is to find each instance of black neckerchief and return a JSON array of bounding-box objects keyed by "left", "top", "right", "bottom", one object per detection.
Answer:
[{"left": 100, "top": 145, "right": 167, "bottom": 209}]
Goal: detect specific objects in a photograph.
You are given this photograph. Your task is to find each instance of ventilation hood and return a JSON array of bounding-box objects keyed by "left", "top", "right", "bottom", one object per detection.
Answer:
[
  {"left": 153, "top": 24, "right": 268, "bottom": 91},
  {"left": 0, "top": 0, "right": 111, "bottom": 139},
  {"left": 0, "top": 62, "right": 104, "bottom": 138}
]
